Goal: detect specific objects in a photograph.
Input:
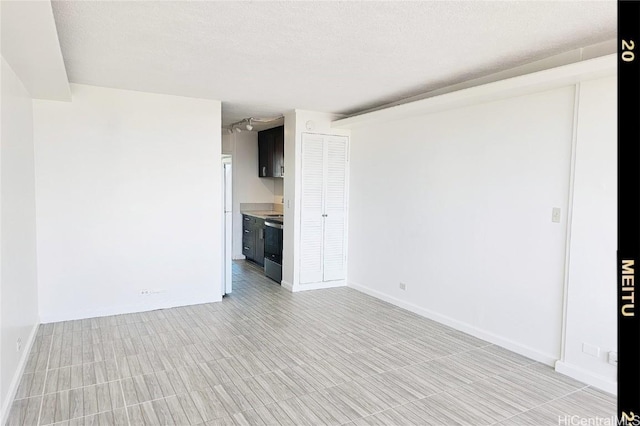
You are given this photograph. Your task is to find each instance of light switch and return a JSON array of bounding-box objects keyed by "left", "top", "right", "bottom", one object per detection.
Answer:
[{"left": 552, "top": 207, "right": 561, "bottom": 223}]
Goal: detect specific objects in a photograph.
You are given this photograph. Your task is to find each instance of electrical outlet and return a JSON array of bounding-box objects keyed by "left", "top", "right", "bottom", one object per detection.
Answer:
[
  {"left": 141, "top": 289, "right": 164, "bottom": 295},
  {"left": 399, "top": 282, "right": 407, "bottom": 291},
  {"left": 552, "top": 207, "right": 561, "bottom": 223},
  {"left": 16, "top": 337, "right": 22, "bottom": 352},
  {"left": 608, "top": 351, "right": 618, "bottom": 366},
  {"left": 582, "top": 343, "right": 600, "bottom": 357}
]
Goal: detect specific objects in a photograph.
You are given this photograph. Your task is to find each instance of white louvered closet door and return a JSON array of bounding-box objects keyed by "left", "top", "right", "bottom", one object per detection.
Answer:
[
  {"left": 300, "top": 134, "right": 325, "bottom": 284},
  {"left": 300, "top": 133, "right": 348, "bottom": 284},
  {"left": 322, "top": 136, "right": 348, "bottom": 281}
]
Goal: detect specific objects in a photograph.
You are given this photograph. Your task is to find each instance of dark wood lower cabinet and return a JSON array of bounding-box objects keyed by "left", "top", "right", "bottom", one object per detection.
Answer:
[
  {"left": 242, "top": 215, "right": 265, "bottom": 266},
  {"left": 254, "top": 224, "right": 264, "bottom": 266}
]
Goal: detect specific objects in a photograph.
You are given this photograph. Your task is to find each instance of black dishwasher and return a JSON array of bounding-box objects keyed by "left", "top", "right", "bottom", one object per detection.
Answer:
[{"left": 263, "top": 220, "right": 283, "bottom": 283}]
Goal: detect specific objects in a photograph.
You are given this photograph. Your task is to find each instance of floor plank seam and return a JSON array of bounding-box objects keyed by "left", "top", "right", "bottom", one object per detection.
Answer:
[
  {"left": 112, "top": 342, "right": 132, "bottom": 426},
  {"left": 494, "top": 385, "right": 591, "bottom": 425},
  {"left": 35, "top": 326, "right": 55, "bottom": 426}
]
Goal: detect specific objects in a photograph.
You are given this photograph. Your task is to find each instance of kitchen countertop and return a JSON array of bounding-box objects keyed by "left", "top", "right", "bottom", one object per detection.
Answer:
[{"left": 241, "top": 210, "right": 284, "bottom": 220}]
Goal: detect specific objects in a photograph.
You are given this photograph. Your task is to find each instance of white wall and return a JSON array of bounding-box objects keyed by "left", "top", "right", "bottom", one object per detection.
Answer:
[
  {"left": 556, "top": 76, "right": 616, "bottom": 393},
  {"left": 33, "top": 84, "right": 222, "bottom": 323},
  {"left": 223, "top": 131, "right": 277, "bottom": 259},
  {"left": 282, "top": 110, "right": 297, "bottom": 286},
  {"left": 274, "top": 179, "right": 284, "bottom": 202},
  {"left": 0, "top": 57, "right": 39, "bottom": 420},
  {"left": 221, "top": 133, "right": 233, "bottom": 155},
  {"left": 347, "top": 87, "right": 576, "bottom": 363}
]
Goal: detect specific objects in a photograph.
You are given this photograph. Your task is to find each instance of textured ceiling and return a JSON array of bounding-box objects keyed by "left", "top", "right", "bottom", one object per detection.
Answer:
[{"left": 51, "top": 1, "right": 616, "bottom": 126}]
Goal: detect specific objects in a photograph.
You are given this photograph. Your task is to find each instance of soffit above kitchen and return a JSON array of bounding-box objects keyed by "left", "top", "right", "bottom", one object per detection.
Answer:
[{"left": 50, "top": 1, "right": 616, "bottom": 126}]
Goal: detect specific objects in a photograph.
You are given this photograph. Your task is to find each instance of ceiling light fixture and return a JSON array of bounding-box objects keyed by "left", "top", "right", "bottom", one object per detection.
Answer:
[{"left": 228, "top": 116, "right": 283, "bottom": 134}]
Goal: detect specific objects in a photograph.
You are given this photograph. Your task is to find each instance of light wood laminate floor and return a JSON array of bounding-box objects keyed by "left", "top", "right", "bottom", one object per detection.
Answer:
[{"left": 7, "top": 260, "right": 615, "bottom": 425}]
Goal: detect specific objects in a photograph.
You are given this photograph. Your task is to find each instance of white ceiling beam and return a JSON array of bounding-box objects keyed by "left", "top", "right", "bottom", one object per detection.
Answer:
[
  {"left": 333, "top": 54, "right": 616, "bottom": 129},
  {"left": 1, "top": 0, "right": 71, "bottom": 101}
]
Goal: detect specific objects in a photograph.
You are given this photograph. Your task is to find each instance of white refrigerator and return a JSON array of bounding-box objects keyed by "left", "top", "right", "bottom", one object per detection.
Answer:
[{"left": 222, "top": 160, "right": 232, "bottom": 295}]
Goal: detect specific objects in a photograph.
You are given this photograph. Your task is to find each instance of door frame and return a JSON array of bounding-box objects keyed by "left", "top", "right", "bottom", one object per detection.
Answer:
[{"left": 221, "top": 155, "right": 232, "bottom": 296}]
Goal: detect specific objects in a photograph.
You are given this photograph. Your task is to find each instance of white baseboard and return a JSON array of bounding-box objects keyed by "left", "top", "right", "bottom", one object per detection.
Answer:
[
  {"left": 283, "top": 279, "right": 346, "bottom": 293},
  {"left": 281, "top": 280, "right": 294, "bottom": 292},
  {"left": 1, "top": 322, "right": 39, "bottom": 425},
  {"left": 348, "top": 281, "right": 557, "bottom": 366},
  {"left": 555, "top": 361, "right": 617, "bottom": 395},
  {"left": 39, "top": 294, "right": 221, "bottom": 323}
]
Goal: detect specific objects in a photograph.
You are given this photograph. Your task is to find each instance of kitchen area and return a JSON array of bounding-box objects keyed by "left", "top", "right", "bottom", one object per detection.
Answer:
[
  {"left": 221, "top": 122, "right": 286, "bottom": 290},
  {"left": 222, "top": 112, "right": 349, "bottom": 296}
]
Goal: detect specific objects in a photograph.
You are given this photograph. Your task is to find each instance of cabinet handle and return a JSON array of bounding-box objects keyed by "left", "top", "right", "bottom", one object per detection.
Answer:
[
  {"left": 281, "top": 166, "right": 284, "bottom": 175},
  {"left": 322, "top": 214, "right": 328, "bottom": 217},
  {"left": 259, "top": 229, "right": 264, "bottom": 239},
  {"left": 244, "top": 246, "right": 250, "bottom": 250},
  {"left": 244, "top": 230, "right": 250, "bottom": 233},
  {"left": 262, "top": 166, "right": 266, "bottom": 176}
]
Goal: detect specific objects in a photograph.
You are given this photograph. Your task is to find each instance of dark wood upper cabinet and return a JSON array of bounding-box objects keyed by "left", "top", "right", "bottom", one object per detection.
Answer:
[
  {"left": 273, "top": 127, "right": 284, "bottom": 177},
  {"left": 258, "top": 126, "right": 284, "bottom": 178}
]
